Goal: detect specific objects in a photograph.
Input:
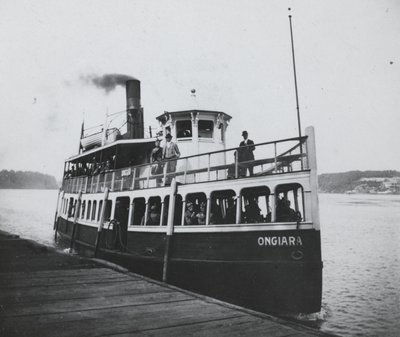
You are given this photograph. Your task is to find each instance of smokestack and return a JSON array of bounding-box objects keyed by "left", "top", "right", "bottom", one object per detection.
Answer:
[{"left": 126, "top": 79, "right": 144, "bottom": 139}]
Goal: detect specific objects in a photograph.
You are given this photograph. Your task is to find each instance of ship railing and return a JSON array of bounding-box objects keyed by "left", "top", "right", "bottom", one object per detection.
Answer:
[{"left": 62, "top": 135, "right": 308, "bottom": 193}]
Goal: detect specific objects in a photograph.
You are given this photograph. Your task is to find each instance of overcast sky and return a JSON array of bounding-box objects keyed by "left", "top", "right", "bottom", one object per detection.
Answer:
[{"left": 0, "top": 0, "right": 399, "bottom": 179}]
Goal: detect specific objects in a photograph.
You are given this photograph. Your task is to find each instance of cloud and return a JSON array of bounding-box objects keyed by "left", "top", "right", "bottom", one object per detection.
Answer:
[{"left": 80, "top": 73, "right": 137, "bottom": 93}]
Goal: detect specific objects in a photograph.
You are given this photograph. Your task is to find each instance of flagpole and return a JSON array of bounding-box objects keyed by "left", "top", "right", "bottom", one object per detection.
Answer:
[{"left": 288, "top": 10, "right": 302, "bottom": 139}]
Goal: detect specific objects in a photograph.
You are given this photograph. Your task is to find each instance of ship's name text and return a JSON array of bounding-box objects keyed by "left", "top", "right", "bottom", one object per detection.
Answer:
[{"left": 257, "top": 236, "right": 303, "bottom": 246}]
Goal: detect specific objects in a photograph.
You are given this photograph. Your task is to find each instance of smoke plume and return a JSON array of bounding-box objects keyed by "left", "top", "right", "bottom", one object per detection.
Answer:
[{"left": 81, "top": 73, "right": 137, "bottom": 93}]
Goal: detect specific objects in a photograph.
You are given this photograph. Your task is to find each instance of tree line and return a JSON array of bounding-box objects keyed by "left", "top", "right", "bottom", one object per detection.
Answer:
[
  {"left": 318, "top": 170, "right": 400, "bottom": 193},
  {"left": 0, "top": 170, "right": 58, "bottom": 189}
]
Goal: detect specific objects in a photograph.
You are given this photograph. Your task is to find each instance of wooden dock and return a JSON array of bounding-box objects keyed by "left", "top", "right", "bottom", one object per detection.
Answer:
[{"left": 0, "top": 231, "right": 334, "bottom": 337}]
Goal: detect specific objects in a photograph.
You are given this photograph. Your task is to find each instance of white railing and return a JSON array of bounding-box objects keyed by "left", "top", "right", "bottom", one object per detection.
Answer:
[{"left": 62, "top": 136, "right": 308, "bottom": 194}]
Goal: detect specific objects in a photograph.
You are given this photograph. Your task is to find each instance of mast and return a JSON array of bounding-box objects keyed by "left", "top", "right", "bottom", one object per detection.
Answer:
[{"left": 288, "top": 9, "right": 302, "bottom": 139}]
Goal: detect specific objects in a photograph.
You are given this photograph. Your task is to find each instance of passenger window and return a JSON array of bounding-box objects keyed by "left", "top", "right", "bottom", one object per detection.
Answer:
[
  {"left": 68, "top": 198, "right": 74, "bottom": 217},
  {"left": 146, "top": 196, "right": 161, "bottom": 226},
  {"left": 210, "top": 190, "right": 236, "bottom": 225},
  {"left": 241, "top": 186, "right": 271, "bottom": 223},
  {"left": 92, "top": 201, "right": 97, "bottom": 220},
  {"left": 275, "top": 183, "right": 304, "bottom": 222},
  {"left": 162, "top": 196, "right": 169, "bottom": 226},
  {"left": 184, "top": 193, "right": 207, "bottom": 225},
  {"left": 81, "top": 201, "right": 86, "bottom": 219},
  {"left": 174, "top": 194, "right": 183, "bottom": 225},
  {"left": 104, "top": 200, "right": 112, "bottom": 222},
  {"left": 198, "top": 120, "right": 213, "bottom": 138},
  {"left": 87, "top": 201, "right": 92, "bottom": 220},
  {"left": 131, "top": 197, "right": 146, "bottom": 226},
  {"left": 176, "top": 120, "right": 192, "bottom": 138},
  {"left": 97, "top": 200, "right": 103, "bottom": 221}
]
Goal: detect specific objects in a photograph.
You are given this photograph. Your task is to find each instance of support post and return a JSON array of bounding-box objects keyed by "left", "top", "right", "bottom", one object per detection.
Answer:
[
  {"left": 305, "top": 126, "right": 320, "bottom": 230},
  {"left": 94, "top": 188, "right": 110, "bottom": 257},
  {"left": 162, "top": 179, "right": 177, "bottom": 282}
]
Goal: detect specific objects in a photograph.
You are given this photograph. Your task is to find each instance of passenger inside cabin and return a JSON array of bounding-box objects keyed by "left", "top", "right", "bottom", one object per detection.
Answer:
[
  {"left": 145, "top": 204, "right": 161, "bottom": 226},
  {"left": 184, "top": 202, "right": 197, "bottom": 225},
  {"left": 209, "top": 200, "right": 222, "bottom": 224},
  {"left": 225, "top": 198, "right": 236, "bottom": 224},
  {"left": 196, "top": 201, "right": 207, "bottom": 225},
  {"left": 276, "top": 198, "right": 302, "bottom": 222},
  {"left": 244, "top": 198, "right": 263, "bottom": 223}
]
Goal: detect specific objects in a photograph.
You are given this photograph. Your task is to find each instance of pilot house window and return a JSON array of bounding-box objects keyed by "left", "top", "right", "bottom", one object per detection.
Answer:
[
  {"left": 176, "top": 120, "right": 192, "bottom": 138},
  {"left": 198, "top": 120, "right": 214, "bottom": 138}
]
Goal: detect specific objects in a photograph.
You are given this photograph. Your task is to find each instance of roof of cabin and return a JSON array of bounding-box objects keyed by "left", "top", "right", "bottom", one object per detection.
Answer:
[
  {"left": 156, "top": 109, "right": 232, "bottom": 122},
  {"left": 67, "top": 137, "right": 157, "bottom": 162}
]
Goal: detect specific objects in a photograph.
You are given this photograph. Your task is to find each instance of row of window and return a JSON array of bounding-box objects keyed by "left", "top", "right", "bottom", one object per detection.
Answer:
[
  {"left": 61, "top": 183, "right": 304, "bottom": 227},
  {"left": 176, "top": 120, "right": 223, "bottom": 140}
]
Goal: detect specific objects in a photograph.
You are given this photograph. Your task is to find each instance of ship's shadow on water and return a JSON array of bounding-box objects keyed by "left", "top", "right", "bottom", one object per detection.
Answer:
[{"left": 1, "top": 190, "right": 400, "bottom": 336}]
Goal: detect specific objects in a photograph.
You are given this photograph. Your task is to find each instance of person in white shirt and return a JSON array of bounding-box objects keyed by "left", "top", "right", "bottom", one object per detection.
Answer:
[{"left": 162, "top": 133, "right": 180, "bottom": 184}]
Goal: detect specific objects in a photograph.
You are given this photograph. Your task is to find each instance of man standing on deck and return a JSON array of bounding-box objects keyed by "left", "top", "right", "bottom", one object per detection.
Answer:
[
  {"left": 162, "top": 133, "right": 180, "bottom": 185},
  {"left": 238, "top": 130, "right": 255, "bottom": 176}
]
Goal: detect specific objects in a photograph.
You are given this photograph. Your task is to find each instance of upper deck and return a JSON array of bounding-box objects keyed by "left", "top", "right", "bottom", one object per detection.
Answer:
[{"left": 62, "top": 131, "right": 311, "bottom": 194}]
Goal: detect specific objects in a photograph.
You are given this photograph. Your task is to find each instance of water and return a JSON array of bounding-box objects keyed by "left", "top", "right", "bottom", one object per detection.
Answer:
[{"left": 0, "top": 189, "right": 399, "bottom": 336}]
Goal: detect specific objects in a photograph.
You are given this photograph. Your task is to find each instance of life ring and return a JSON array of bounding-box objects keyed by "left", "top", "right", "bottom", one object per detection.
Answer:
[{"left": 291, "top": 250, "right": 304, "bottom": 260}]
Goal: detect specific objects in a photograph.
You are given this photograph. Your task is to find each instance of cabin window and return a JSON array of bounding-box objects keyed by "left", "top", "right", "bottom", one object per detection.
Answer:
[
  {"left": 275, "top": 183, "right": 304, "bottom": 222},
  {"left": 241, "top": 186, "right": 271, "bottom": 223},
  {"left": 175, "top": 194, "right": 183, "bottom": 225},
  {"left": 87, "top": 201, "right": 92, "bottom": 220},
  {"left": 146, "top": 197, "right": 161, "bottom": 226},
  {"left": 163, "top": 195, "right": 183, "bottom": 226},
  {"left": 97, "top": 200, "right": 103, "bottom": 221},
  {"left": 104, "top": 200, "right": 112, "bottom": 222},
  {"left": 115, "top": 197, "right": 130, "bottom": 233},
  {"left": 92, "top": 201, "right": 97, "bottom": 221},
  {"left": 176, "top": 120, "right": 192, "bottom": 138},
  {"left": 210, "top": 190, "right": 236, "bottom": 225},
  {"left": 161, "top": 196, "right": 169, "bottom": 226},
  {"left": 130, "top": 197, "right": 146, "bottom": 226},
  {"left": 81, "top": 201, "right": 86, "bottom": 219},
  {"left": 184, "top": 193, "right": 207, "bottom": 225},
  {"left": 198, "top": 120, "right": 214, "bottom": 138},
  {"left": 68, "top": 198, "right": 74, "bottom": 217}
]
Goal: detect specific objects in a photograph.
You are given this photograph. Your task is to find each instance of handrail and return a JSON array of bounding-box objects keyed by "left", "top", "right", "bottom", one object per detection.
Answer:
[{"left": 62, "top": 135, "right": 308, "bottom": 193}]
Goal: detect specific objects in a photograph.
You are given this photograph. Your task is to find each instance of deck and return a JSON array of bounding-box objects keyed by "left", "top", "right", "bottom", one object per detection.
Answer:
[{"left": 0, "top": 230, "right": 334, "bottom": 337}]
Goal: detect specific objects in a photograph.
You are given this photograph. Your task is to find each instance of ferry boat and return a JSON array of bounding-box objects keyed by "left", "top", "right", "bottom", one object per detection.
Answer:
[{"left": 54, "top": 79, "right": 322, "bottom": 315}]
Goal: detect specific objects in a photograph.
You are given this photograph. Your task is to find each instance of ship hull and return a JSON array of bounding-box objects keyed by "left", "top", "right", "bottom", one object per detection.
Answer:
[{"left": 56, "top": 217, "right": 322, "bottom": 314}]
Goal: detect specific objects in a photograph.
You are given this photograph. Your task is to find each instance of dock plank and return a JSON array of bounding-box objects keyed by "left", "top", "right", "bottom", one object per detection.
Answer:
[
  {"left": 0, "top": 290, "right": 190, "bottom": 317},
  {"left": 0, "top": 272, "right": 134, "bottom": 288},
  {"left": 0, "top": 279, "right": 167, "bottom": 304}
]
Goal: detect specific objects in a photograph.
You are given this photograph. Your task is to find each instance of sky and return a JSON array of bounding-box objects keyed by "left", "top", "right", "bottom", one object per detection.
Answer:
[{"left": 0, "top": 0, "right": 399, "bottom": 179}]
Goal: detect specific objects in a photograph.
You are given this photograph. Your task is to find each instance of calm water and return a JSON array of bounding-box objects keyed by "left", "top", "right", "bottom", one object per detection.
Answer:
[{"left": 0, "top": 189, "right": 399, "bottom": 336}]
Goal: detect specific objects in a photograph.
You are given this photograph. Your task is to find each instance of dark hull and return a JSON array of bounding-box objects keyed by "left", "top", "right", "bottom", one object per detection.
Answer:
[{"left": 56, "top": 217, "right": 322, "bottom": 314}]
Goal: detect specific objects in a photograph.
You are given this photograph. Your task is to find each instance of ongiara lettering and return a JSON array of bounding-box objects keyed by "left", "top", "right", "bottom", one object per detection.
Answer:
[{"left": 257, "top": 236, "right": 303, "bottom": 246}]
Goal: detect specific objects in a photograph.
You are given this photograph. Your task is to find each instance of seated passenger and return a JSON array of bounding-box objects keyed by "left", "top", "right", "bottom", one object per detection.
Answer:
[
  {"left": 276, "top": 198, "right": 301, "bottom": 222},
  {"left": 209, "top": 201, "right": 222, "bottom": 224},
  {"left": 146, "top": 204, "right": 161, "bottom": 226},
  {"left": 196, "top": 201, "right": 207, "bottom": 225},
  {"left": 245, "top": 198, "right": 263, "bottom": 223},
  {"left": 225, "top": 198, "right": 236, "bottom": 224},
  {"left": 184, "top": 202, "right": 197, "bottom": 225}
]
